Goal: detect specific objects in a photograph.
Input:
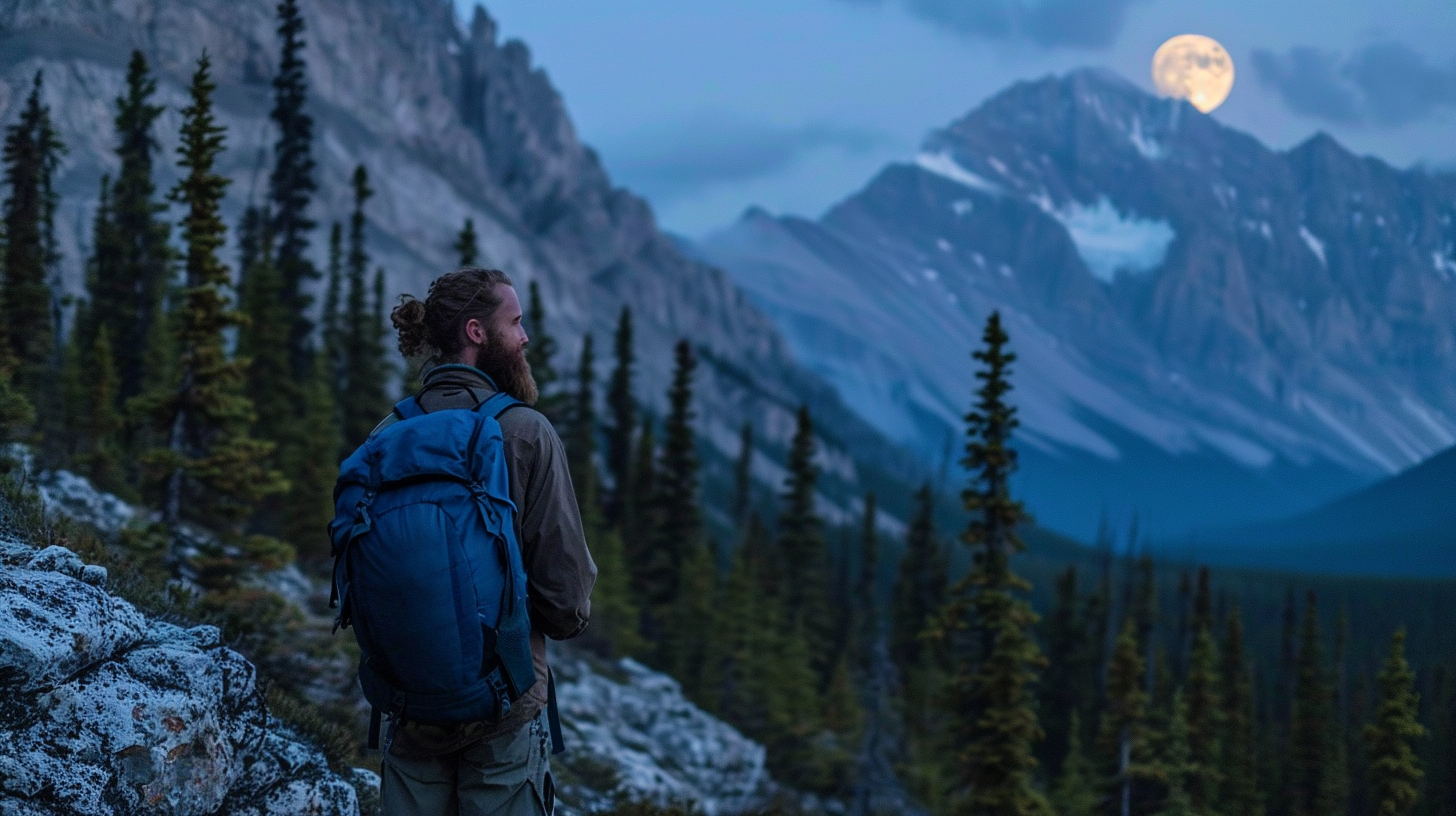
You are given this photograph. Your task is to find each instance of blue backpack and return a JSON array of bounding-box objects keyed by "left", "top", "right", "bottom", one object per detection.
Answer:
[{"left": 329, "top": 389, "right": 535, "bottom": 746}]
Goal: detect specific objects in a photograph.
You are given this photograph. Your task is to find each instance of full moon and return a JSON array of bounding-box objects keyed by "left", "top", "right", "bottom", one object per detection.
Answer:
[{"left": 1151, "top": 34, "right": 1235, "bottom": 113}]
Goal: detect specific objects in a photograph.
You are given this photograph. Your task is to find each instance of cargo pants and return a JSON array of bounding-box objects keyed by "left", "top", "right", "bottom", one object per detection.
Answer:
[{"left": 379, "top": 711, "right": 554, "bottom": 816}]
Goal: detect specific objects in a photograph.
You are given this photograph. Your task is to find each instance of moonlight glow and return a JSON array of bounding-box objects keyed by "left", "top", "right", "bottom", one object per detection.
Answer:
[{"left": 1151, "top": 34, "right": 1235, "bottom": 113}]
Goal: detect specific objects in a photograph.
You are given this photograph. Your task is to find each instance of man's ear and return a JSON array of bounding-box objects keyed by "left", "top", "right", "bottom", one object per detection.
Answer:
[{"left": 463, "top": 317, "right": 487, "bottom": 346}]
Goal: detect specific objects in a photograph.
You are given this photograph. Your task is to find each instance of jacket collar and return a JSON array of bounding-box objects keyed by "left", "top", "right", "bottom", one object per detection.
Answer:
[{"left": 422, "top": 363, "right": 500, "bottom": 394}]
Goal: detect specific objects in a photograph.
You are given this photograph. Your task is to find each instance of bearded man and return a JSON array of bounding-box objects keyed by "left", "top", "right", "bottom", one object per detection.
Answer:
[{"left": 375, "top": 266, "right": 596, "bottom": 816}]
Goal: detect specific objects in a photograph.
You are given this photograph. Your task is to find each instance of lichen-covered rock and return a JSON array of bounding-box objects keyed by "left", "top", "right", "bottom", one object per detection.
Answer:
[
  {"left": 0, "top": 546, "right": 358, "bottom": 816},
  {"left": 554, "top": 654, "right": 771, "bottom": 815}
]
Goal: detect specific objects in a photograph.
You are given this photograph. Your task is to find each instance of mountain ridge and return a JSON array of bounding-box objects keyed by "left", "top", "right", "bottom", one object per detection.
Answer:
[
  {"left": 0, "top": 0, "right": 927, "bottom": 531},
  {"left": 695, "top": 67, "right": 1456, "bottom": 540}
]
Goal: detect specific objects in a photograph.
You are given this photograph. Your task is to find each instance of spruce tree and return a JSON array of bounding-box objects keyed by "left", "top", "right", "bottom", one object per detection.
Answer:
[
  {"left": 778, "top": 403, "right": 831, "bottom": 678},
  {"left": 565, "top": 333, "right": 597, "bottom": 506},
  {"left": 136, "top": 53, "right": 285, "bottom": 537},
  {"left": 269, "top": 0, "right": 319, "bottom": 378},
  {"left": 732, "top": 421, "right": 753, "bottom": 524},
  {"left": 1041, "top": 565, "right": 1090, "bottom": 779},
  {"left": 338, "top": 165, "right": 390, "bottom": 451},
  {"left": 1099, "top": 620, "right": 1159, "bottom": 816},
  {"left": 623, "top": 412, "right": 657, "bottom": 591},
  {"left": 320, "top": 221, "right": 343, "bottom": 389},
  {"left": 1218, "top": 605, "right": 1262, "bottom": 816},
  {"left": 891, "top": 481, "right": 948, "bottom": 671},
  {"left": 523, "top": 280, "right": 565, "bottom": 424},
  {"left": 1, "top": 71, "right": 64, "bottom": 401},
  {"left": 1160, "top": 691, "right": 1195, "bottom": 816},
  {"left": 236, "top": 210, "right": 296, "bottom": 440},
  {"left": 98, "top": 51, "right": 171, "bottom": 401},
  {"left": 1290, "top": 591, "right": 1332, "bottom": 816},
  {"left": 942, "top": 311, "right": 1048, "bottom": 816},
  {"left": 604, "top": 306, "right": 635, "bottom": 525},
  {"left": 1052, "top": 713, "right": 1099, "bottom": 816},
  {"left": 455, "top": 217, "right": 479, "bottom": 267},
  {"left": 1184, "top": 573, "right": 1223, "bottom": 815},
  {"left": 645, "top": 341, "right": 701, "bottom": 616},
  {"left": 1365, "top": 629, "right": 1423, "bottom": 816},
  {"left": 853, "top": 492, "right": 879, "bottom": 672}
]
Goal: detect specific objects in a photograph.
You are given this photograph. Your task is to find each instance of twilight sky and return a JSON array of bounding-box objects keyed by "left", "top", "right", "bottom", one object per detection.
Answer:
[{"left": 456, "top": 0, "right": 1456, "bottom": 236}]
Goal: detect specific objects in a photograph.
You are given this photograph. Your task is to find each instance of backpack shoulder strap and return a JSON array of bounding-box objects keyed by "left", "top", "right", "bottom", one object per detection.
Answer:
[
  {"left": 392, "top": 396, "right": 426, "bottom": 420},
  {"left": 475, "top": 392, "right": 523, "bottom": 420}
]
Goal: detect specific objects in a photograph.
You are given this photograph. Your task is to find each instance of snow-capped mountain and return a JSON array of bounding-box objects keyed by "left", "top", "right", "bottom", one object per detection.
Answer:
[{"left": 692, "top": 68, "right": 1456, "bottom": 540}]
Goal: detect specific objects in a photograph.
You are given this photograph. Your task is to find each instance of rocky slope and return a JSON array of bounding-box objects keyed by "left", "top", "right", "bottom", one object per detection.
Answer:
[
  {"left": 6, "top": 462, "right": 782, "bottom": 815},
  {"left": 694, "top": 68, "right": 1456, "bottom": 540},
  {"left": 0, "top": 0, "right": 921, "bottom": 529}
]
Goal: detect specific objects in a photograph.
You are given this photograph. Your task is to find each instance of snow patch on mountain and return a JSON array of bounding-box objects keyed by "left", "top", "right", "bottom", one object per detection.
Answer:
[
  {"left": 912, "top": 152, "right": 1000, "bottom": 194},
  {"left": 1052, "top": 198, "right": 1175, "bottom": 282},
  {"left": 1301, "top": 226, "right": 1328, "bottom": 267},
  {"left": 1128, "top": 116, "right": 1165, "bottom": 160}
]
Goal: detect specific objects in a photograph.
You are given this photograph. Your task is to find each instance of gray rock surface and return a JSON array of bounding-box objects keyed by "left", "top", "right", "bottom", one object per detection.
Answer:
[
  {"left": 553, "top": 653, "right": 771, "bottom": 815},
  {"left": 0, "top": 541, "right": 358, "bottom": 816}
]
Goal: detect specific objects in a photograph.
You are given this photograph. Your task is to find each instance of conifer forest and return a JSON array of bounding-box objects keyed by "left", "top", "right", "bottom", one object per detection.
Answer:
[{"left": 1, "top": 3, "right": 1454, "bottom": 816}]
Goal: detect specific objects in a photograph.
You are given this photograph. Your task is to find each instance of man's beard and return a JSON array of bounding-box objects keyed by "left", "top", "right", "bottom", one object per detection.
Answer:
[{"left": 478, "top": 330, "right": 538, "bottom": 405}]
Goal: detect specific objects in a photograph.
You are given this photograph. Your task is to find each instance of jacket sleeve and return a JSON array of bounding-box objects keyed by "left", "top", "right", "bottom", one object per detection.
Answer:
[{"left": 506, "top": 411, "right": 597, "bottom": 640}]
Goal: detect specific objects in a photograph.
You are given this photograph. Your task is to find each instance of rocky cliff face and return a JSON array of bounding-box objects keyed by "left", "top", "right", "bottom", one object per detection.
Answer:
[
  {"left": 694, "top": 68, "right": 1456, "bottom": 540},
  {"left": 0, "top": 0, "right": 920, "bottom": 528}
]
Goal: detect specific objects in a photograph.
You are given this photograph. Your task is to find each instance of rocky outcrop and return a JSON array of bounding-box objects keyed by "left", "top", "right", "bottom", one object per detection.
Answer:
[
  {"left": 0, "top": 535, "right": 359, "bottom": 815},
  {"left": 552, "top": 654, "right": 770, "bottom": 815}
]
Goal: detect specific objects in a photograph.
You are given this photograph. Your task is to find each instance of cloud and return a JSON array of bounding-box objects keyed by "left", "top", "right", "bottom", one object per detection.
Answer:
[
  {"left": 843, "top": 0, "right": 1145, "bottom": 49},
  {"left": 1252, "top": 42, "right": 1456, "bottom": 127},
  {"left": 603, "top": 118, "right": 888, "bottom": 201}
]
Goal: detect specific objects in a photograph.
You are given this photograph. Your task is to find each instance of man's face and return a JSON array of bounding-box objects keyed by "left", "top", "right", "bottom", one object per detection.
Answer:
[{"left": 469, "top": 284, "right": 538, "bottom": 404}]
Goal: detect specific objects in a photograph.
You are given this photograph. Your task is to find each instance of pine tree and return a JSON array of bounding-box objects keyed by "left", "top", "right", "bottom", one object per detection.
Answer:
[
  {"left": 96, "top": 51, "right": 171, "bottom": 401},
  {"left": 891, "top": 481, "right": 948, "bottom": 671},
  {"left": 1365, "top": 630, "right": 1424, "bottom": 816},
  {"left": 942, "top": 311, "right": 1049, "bottom": 816},
  {"left": 454, "top": 217, "right": 479, "bottom": 267},
  {"left": 645, "top": 341, "right": 701, "bottom": 611},
  {"left": 135, "top": 53, "right": 285, "bottom": 538},
  {"left": 338, "top": 165, "right": 390, "bottom": 451},
  {"left": 523, "top": 280, "right": 565, "bottom": 425},
  {"left": 1218, "top": 605, "right": 1262, "bottom": 816},
  {"left": 1099, "top": 620, "right": 1159, "bottom": 816},
  {"left": 604, "top": 306, "right": 635, "bottom": 526},
  {"left": 269, "top": 0, "right": 319, "bottom": 379},
  {"left": 778, "top": 403, "right": 831, "bottom": 678},
  {"left": 1, "top": 71, "right": 64, "bottom": 401},
  {"left": 1290, "top": 591, "right": 1332, "bottom": 816}
]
